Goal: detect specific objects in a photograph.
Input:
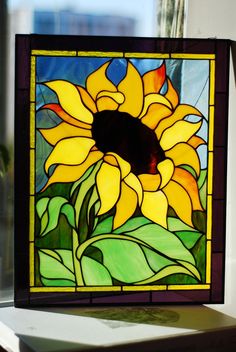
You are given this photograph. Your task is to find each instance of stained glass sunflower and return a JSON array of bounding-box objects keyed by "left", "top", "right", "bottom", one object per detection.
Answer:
[{"left": 38, "top": 59, "right": 204, "bottom": 230}]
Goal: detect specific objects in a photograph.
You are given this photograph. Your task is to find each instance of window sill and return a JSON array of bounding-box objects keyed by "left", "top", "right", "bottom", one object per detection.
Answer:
[{"left": 0, "top": 305, "right": 236, "bottom": 352}]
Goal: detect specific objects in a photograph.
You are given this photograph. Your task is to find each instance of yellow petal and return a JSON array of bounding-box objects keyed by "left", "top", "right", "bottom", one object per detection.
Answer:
[
  {"left": 86, "top": 61, "right": 116, "bottom": 100},
  {"left": 142, "top": 63, "right": 166, "bottom": 95},
  {"left": 45, "top": 137, "right": 95, "bottom": 173},
  {"left": 160, "top": 120, "right": 202, "bottom": 151},
  {"left": 165, "top": 142, "right": 200, "bottom": 176},
  {"left": 44, "top": 81, "right": 93, "bottom": 124},
  {"left": 163, "top": 180, "right": 194, "bottom": 227},
  {"left": 141, "top": 190, "right": 168, "bottom": 228},
  {"left": 97, "top": 91, "right": 125, "bottom": 104},
  {"left": 139, "top": 94, "right": 173, "bottom": 119},
  {"left": 157, "top": 159, "right": 174, "bottom": 188},
  {"left": 96, "top": 162, "right": 121, "bottom": 215},
  {"left": 42, "top": 150, "right": 103, "bottom": 190},
  {"left": 39, "top": 122, "right": 92, "bottom": 146},
  {"left": 172, "top": 168, "right": 203, "bottom": 211},
  {"left": 118, "top": 62, "right": 144, "bottom": 117},
  {"left": 165, "top": 77, "right": 179, "bottom": 109},
  {"left": 41, "top": 103, "right": 92, "bottom": 129},
  {"left": 76, "top": 86, "right": 97, "bottom": 113},
  {"left": 155, "top": 104, "right": 202, "bottom": 139},
  {"left": 96, "top": 91, "right": 125, "bottom": 111},
  {"left": 104, "top": 152, "right": 131, "bottom": 179},
  {"left": 114, "top": 181, "right": 138, "bottom": 229},
  {"left": 188, "top": 135, "right": 206, "bottom": 149},
  {"left": 138, "top": 173, "right": 161, "bottom": 191},
  {"left": 96, "top": 97, "right": 119, "bottom": 111},
  {"left": 124, "top": 173, "right": 143, "bottom": 205},
  {"left": 141, "top": 103, "right": 172, "bottom": 130}
]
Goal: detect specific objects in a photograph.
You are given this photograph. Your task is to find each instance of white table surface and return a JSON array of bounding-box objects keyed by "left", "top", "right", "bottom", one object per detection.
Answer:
[{"left": 1, "top": 304, "right": 236, "bottom": 352}]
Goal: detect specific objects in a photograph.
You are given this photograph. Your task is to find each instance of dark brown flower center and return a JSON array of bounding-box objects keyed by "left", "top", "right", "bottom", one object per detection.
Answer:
[{"left": 92, "top": 110, "right": 165, "bottom": 175}]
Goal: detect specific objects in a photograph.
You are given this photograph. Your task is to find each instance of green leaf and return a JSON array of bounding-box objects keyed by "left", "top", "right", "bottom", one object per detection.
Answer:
[
  {"left": 193, "top": 211, "right": 206, "bottom": 233},
  {"left": 92, "top": 216, "right": 113, "bottom": 236},
  {"left": 142, "top": 246, "right": 175, "bottom": 272},
  {"left": 168, "top": 217, "right": 198, "bottom": 232},
  {"left": 74, "top": 161, "right": 102, "bottom": 230},
  {"left": 198, "top": 169, "right": 207, "bottom": 189},
  {"left": 36, "top": 197, "right": 50, "bottom": 219},
  {"left": 123, "top": 223, "right": 196, "bottom": 265},
  {"left": 199, "top": 180, "right": 207, "bottom": 210},
  {"left": 175, "top": 231, "right": 202, "bottom": 249},
  {"left": 70, "top": 163, "right": 96, "bottom": 196},
  {"left": 114, "top": 217, "right": 152, "bottom": 234},
  {"left": 93, "top": 238, "right": 154, "bottom": 283},
  {"left": 40, "top": 196, "right": 68, "bottom": 236},
  {"left": 41, "top": 278, "right": 75, "bottom": 287},
  {"left": 40, "top": 211, "right": 49, "bottom": 235},
  {"left": 61, "top": 203, "right": 76, "bottom": 228},
  {"left": 180, "top": 164, "right": 197, "bottom": 178},
  {"left": 177, "top": 260, "right": 201, "bottom": 281},
  {"left": 87, "top": 186, "right": 100, "bottom": 222},
  {"left": 135, "top": 265, "right": 197, "bottom": 285},
  {"left": 38, "top": 249, "right": 75, "bottom": 282},
  {"left": 81, "top": 256, "right": 112, "bottom": 285}
]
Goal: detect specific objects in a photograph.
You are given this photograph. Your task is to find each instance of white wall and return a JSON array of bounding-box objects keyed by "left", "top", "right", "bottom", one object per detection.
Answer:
[{"left": 186, "top": 0, "right": 236, "bottom": 318}]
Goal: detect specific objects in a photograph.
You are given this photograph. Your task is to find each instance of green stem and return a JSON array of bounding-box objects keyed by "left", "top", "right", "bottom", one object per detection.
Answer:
[
  {"left": 72, "top": 229, "right": 84, "bottom": 286},
  {"left": 76, "top": 233, "right": 153, "bottom": 260}
]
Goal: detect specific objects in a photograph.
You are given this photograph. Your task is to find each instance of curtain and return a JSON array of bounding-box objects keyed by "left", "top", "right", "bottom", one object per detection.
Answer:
[{"left": 158, "top": 0, "right": 186, "bottom": 38}]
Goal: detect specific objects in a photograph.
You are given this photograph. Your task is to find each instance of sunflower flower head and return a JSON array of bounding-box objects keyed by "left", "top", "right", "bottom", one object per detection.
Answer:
[{"left": 38, "top": 59, "right": 204, "bottom": 230}]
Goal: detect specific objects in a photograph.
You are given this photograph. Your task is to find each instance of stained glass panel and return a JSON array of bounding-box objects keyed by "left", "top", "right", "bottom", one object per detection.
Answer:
[{"left": 14, "top": 36, "right": 230, "bottom": 306}]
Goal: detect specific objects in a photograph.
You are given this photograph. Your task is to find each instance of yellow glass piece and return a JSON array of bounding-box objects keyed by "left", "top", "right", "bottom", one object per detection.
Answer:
[
  {"left": 206, "top": 240, "right": 212, "bottom": 284},
  {"left": 40, "top": 122, "right": 92, "bottom": 146},
  {"left": 209, "top": 60, "right": 215, "bottom": 106},
  {"left": 142, "top": 66, "right": 164, "bottom": 95},
  {"left": 173, "top": 168, "right": 203, "bottom": 211},
  {"left": 188, "top": 135, "right": 205, "bottom": 149},
  {"left": 32, "top": 50, "right": 77, "bottom": 56},
  {"left": 208, "top": 105, "right": 214, "bottom": 152},
  {"left": 97, "top": 162, "right": 121, "bottom": 215},
  {"left": 42, "top": 103, "right": 92, "bottom": 129},
  {"left": 45, "top": 80, "right": 93, "bottom": 124},
  {"left": 141, "top": 103, "right": 172, "bottom": 130},
  {"left": 138, "top": 173, "right": 161, "bottom": 191},
  {"left": 139, "top": 94, "right": 172, "bottom": 119},
  {"left": 30, "top": 56, "right": 36, "bottom": 102},
  {"left": 45, "top": 137, "right": 95, "bottom": 173},
  {"left": 97, "top": 91, "right": 125, "bottom": 104},
  {"left": 124, "top": 173, "right": 143, "bottom": 205},
  {"left": 163, "top": 180, "right": 193, "bottom": 227},
  {"left": 160, "top": 120, "right": 202, "bottom": 151},
  {"left": 30, "top": 103, "right": 35, "bottom": 149},
  {"left": 104, "top": 152, "right": 131, "bottom": 178},
  {"left": 96, "top": 97, "right": 119, "bottom": 111},
  {"left": 207, "top": 152, "right": 213, "bottom": 194},
  {"left": 43, "top": 151, "right": 103, "bottom": 190},
  {"left": 141, "top": 190, "right": 168, "bottom": 228},
  {"left": 30, "top": 149, "right": 35, "bottom": 195},
  {"left": 155, "top": 104, "right": 202, "bottom": 139},
  {"left": 118, "top": 62, "right": 144, "bottom": 117},
  {"left": 114, "top": 181, "right": 138, "bottom": 229},
  {"left": 165, "top": 78, "right": 179, "bottom": 109},
  {"left": 157, "top": 159, "right": 174, "bottom": 188},
  {"left": 29, "top": 196, "right": 35, "bottom": 242},
  {"left": 165, "top": 142, "right": 200, "bottom": 176},
  {"left": 206, "top": 195, "right": 212, "bottom": 240},
  {"left": 86, "top": 61, "right": 116, "bottom": 100},
  {"left": 76, "top": 86, "right": 97, "bottom": 113}
]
